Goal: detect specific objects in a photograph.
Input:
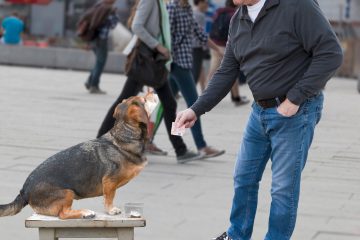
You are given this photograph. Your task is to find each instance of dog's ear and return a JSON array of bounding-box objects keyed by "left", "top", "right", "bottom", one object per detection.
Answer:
[
  {"left": 126, "top": 103, "right": 149, "bottom": 126},
  {"left": 126, "top": 103, "right": 149, "bottom": 140},
  {"left": 113, "top": 102, "right": 128, "bottom": 120}
]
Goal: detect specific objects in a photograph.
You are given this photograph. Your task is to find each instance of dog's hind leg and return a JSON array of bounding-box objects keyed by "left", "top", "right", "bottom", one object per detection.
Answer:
[
  {"left": 59, "top": 207, "right": 96, "bottom": 220},
  {"left": 57, "top": 190, "right": 95, "bottom": 219},
  {"left": 30, "top": 189, "right": 95, "bottom": 219}
]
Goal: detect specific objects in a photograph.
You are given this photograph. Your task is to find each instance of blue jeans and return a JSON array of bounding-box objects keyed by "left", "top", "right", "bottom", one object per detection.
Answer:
[
  {"left": 228, "top": 93, "right": 324, "bottom": 240},
  {"left": 169, "top": 63, "right": 207, "bottom": 149},
  {"left": 87, "top": 38, "right": 108, "bottom": 88}
]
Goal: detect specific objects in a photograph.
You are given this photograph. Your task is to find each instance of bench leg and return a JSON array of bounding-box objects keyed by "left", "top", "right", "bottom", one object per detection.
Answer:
[
  {"left": 39, "top": 228, "right": 58, "bottom": 240},
  {"left": 117, "top": 228, "right": 134, "bottom": 240}
]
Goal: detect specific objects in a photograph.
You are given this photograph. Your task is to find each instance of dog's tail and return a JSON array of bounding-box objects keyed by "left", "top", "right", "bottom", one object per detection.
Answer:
[{"left": 0, "top": 192, "right": 28, "bottom": 217}]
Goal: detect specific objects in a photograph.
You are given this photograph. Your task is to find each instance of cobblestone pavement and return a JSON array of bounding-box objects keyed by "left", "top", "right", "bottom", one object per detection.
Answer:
[{"left": 0, "top": 66, "right": 359, "bottom": 240}]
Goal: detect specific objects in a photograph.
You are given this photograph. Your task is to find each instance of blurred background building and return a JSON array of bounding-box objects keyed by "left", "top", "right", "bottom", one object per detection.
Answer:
[
  {"left": 317, "top": 0, "right": 360, "bottom": 78},
  {"left": 0, "top": 0, "right": 136, "bottom": 47},
  {"left": 0, "top": 0, "right": 359, "bottom": 77}
]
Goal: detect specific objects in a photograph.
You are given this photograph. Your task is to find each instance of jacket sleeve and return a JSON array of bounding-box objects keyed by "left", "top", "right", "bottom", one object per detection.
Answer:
[
  {"left": 286, "top": 0, "right": 343, "bottom": 105},
  {"left": 167, "top": 2, "right": 176, "bottom": 43},
  {"left": 131, "top": 0, "right": 159, "bottom": 49},
  {"left": 191, "top": 17, "right": 240, "bottom": 117}
]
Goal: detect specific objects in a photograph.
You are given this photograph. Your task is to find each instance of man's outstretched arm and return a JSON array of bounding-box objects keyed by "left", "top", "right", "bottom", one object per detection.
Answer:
[{"left": 176, "top": 29, "right": 240, "bottom": 128}]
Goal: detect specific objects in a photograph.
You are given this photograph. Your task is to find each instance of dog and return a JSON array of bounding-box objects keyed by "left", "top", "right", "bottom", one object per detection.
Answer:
[{"left": 0, "top": 93, "right": 157, "bottom": 219}]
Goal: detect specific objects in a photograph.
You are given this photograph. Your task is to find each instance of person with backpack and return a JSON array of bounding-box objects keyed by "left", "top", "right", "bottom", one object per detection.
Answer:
[
  {"left": 207, "top": 0, "right": 249, "bottom": 106},
  {"left": 78, "top": 0, "right": 119, "bottom": 94}
]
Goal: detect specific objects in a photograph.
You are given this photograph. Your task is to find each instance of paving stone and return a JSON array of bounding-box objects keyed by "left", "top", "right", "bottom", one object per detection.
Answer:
[{"left": 0, "top": 66, "right": 359, "bottom": 240}]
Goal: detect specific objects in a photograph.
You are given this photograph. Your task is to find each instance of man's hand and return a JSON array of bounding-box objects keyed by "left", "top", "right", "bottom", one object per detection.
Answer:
[
  {"left": 216, "top": 47, "right": 225, "bottom": 57},
  {"left": 175, "top": 109, "right": 197, "bottom": 128},
  {"left": 277, "top": 99, "right": 299, "bottom": 117},
  {"left": 156, "top": 44, "right": 170, "bottom": 60}
]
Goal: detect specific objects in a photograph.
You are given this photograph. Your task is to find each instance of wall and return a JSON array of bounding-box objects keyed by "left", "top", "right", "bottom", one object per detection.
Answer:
[
  {"left": 0, "top": 45, "right": 126, "bottom": 73},
  {"left": 317, "top": 0, "right": 360, "bottom": 22},
  {"left": 30, "top": 0, "right": 65, "bottom": 37}
]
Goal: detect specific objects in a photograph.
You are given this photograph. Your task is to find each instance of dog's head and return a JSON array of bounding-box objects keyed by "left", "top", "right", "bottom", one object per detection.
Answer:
[{"left": 112, "top": 93, "right": 158, "bottom": 139}]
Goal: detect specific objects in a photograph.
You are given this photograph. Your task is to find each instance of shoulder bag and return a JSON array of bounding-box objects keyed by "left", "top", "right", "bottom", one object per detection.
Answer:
[{"left": 125, "top": 0, "right": 168, "bottom": 89}]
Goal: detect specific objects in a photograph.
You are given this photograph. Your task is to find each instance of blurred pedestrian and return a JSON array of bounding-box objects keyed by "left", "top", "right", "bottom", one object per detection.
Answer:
[
  {"left": 207, "top": 0, "right": 249, "bottom": 106},
  {"left": 97, "top": 0, "right": 200, "bottom": 163},
  {"left": 0, "top": 12, "right": 24, "bottom": 45},
  {"left": 204, "top": 0, "right": 218, "bottom": 34},
  {"left": 192, "top": 0, "right": 209, "bottom": 90},
  {"left": 175, "top": 0, "right": 343, "bottom": 239},
  {"left": 79, "top": 0, "right": 119, "bottom": 94},
  {"left": 167, "top": 0, "right": 225, "bottom": 158}
]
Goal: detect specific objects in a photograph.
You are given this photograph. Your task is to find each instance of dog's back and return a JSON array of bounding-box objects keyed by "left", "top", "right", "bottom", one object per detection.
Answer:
[{"left": 24, "top": 137, "right": 122, "bottom": 200}]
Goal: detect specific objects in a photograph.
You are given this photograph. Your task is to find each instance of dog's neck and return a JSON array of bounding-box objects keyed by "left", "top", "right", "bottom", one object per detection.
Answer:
[{"left": 108, "top": 120, "right": 147, "bottom": 158}]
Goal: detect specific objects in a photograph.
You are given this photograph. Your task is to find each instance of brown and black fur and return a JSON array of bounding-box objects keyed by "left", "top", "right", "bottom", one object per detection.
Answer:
[{"left": 0, "top": 95, "right": 149, "bottom": 219}]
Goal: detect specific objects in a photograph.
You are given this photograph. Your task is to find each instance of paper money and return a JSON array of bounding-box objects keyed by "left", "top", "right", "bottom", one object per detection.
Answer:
[
  {"left": 171, "top": 122, "right": 186, "bottom": 136},
  {"left": 144, "top": 93, "right": 159, "bottom": 116}
]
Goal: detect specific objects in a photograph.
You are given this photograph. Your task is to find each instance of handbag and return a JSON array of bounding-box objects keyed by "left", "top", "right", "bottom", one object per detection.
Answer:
[
  {"left": 125, "top": 0, "right": 168, "bottom": 89},
  {"left": 125, "top": 41, "right": 168, "bottom": 89}
]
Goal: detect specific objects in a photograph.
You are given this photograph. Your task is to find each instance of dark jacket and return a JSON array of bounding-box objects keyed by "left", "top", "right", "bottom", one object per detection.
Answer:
[
  {"left": 77, "top": 2, "right": 115, "bottom": 41},
  {"left": 191, "top": 0, "right": 343, "bottom": 116}
]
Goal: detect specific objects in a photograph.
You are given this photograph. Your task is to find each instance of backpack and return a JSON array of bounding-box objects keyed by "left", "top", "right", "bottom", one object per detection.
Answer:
[
  {"left": 77, "top": 17, "right": 98, "bottom": 42},
  {"left": 209, "top": 9, "right": 233, "bottom": 42},
  {"left": 76, "top": 3, "right": 113, "bottom": 42}
]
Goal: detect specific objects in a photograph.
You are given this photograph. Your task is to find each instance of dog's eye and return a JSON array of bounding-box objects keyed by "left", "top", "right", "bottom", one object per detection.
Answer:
[{"left": 131, "top": 101, "right": 143, "bottom": 107}]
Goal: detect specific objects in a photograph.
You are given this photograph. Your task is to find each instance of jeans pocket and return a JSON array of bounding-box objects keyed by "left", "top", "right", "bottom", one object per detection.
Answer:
[
  {"left": 315, "top": 103, "right": 323, "bottom": 124},
  {"left": 274, "top": 102, "right": 306, "bottom": 118},
  {"left": 275, "top": 108, "right": 290, "bottom": 118},
  {"left": 306, "top": 93, "right": 324, "bottom": 125},
  {"left": 316, "top": 111, "right": 322, "bottom": 124}
]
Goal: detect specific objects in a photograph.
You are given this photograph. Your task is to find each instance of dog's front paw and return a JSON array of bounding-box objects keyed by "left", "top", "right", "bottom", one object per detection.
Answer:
[
  {"left": 108, "top": 207, "right": 122, "bottom": 215},
  {"left": 82, "top": 210, "right": 96, "bottom": 219}
]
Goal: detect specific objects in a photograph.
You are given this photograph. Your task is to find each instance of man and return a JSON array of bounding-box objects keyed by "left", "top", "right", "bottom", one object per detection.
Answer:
[
  {"left": 175, "top": 0, "right": 343, "bottom": 239},
  {"left": 82, "top": 0, "right": 119, "bottom": 94},
  {"left": 1, "top": 12, "right": 24, "bottom": 45}
]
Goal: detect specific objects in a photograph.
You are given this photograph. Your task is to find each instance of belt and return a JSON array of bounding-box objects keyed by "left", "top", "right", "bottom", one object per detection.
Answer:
[{"left": 256, "top": 96, "right": 286, "bottom": 109}]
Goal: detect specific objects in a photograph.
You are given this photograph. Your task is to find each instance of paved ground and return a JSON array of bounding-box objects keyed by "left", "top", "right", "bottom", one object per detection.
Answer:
[{"left": 0, "top": 65, "right": 359, "bottom": 240}]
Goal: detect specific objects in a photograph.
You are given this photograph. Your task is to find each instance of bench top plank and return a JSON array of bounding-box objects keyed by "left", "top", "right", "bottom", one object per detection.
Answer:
[{"left": 25, "top": 213, "right": 146, "bottom": 228}]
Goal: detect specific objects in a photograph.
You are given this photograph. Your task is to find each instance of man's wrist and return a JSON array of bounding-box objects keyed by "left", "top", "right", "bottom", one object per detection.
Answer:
[
  {"left": 287, "top": 90, "right": 306, "bottom": 106},
  {"left": 285, "top": 98, "right": 298, "bottom": 106},
  {"left": 190, "top": 105, "right": 202, "bottom": 118}
]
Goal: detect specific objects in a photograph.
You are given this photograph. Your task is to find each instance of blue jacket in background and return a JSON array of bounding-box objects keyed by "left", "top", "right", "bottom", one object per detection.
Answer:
[
  {"left": 204, "top": 0, "right": 218, "bottom": 34},
  {"left": 2, "top": 16, "right": 24, "bottom": 45}
]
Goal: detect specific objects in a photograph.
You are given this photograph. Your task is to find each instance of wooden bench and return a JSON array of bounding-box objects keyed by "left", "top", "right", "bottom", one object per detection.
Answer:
[{"left": 25, "top": 213, "right": 146, "bottom": 240}]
